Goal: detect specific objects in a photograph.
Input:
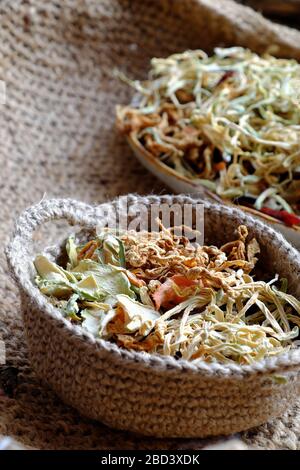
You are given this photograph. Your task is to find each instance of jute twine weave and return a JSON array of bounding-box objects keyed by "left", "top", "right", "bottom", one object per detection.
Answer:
[
  {"left": 2, "top": 0, "right": 300, "bottom": 450},
  {"left": 5, "top": 195, "right": 300, "bottom": 439}
]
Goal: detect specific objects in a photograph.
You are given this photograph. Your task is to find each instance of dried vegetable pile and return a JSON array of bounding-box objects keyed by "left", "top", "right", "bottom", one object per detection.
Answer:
[
  {"left": 117, "top": 47, "right": 300, "bottom": 227},
  {"left": 34, "top": 224, "right": 300, "bottom": 364}
]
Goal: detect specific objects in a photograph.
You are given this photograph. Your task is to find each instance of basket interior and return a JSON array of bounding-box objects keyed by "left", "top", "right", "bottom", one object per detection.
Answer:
[{"left": 29, "top": 199, "right": 300, "bottom": 299}]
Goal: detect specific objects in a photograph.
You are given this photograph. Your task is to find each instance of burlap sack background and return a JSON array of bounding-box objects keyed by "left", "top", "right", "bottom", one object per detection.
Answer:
[{"left": 1, "top": 0, "right": 300, "bottom": 450}]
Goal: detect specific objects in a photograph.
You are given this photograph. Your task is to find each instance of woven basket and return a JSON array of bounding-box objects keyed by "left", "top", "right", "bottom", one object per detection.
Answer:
[{"left": 5, "top": 195, "right": 300, "bottom": 438}]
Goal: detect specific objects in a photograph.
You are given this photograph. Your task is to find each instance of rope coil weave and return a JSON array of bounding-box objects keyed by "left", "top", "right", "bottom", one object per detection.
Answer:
[{"left": 6, "top": 195, "right": 300, "bottom": 437}]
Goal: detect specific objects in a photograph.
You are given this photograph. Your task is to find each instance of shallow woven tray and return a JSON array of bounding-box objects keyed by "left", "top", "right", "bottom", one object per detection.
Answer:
[{"left": 6, "top": 195, "right": 300, "bottom": 438}]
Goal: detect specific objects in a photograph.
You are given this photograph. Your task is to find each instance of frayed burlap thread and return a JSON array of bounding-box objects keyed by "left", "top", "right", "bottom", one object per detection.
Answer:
[{"left": 6, "top": 195, "right": 300, "bottom": 438}]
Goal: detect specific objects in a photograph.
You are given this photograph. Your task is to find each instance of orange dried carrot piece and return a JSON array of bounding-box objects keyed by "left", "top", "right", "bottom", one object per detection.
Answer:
[
  {"left": 214, "top": 161, "right": 226, "bottom": 172},
  {"left": 153, "top": 274, "right": 198, "bottom": 310},
  {"left": 126, "top": 270, "right": 146, "bottom": 287},
  {"left": 78, "top": 240, "right": 99, "bottom": 260}
]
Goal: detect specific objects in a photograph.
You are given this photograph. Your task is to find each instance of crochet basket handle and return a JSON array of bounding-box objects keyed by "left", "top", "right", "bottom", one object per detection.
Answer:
[{"left": 5, "top": 198, "right": 97, "bottom": 288}]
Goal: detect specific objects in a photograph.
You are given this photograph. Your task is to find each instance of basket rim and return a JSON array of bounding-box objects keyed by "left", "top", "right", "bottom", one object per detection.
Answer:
[{"left": 6, "top": 195, "right": 300, "bottom": 378}]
